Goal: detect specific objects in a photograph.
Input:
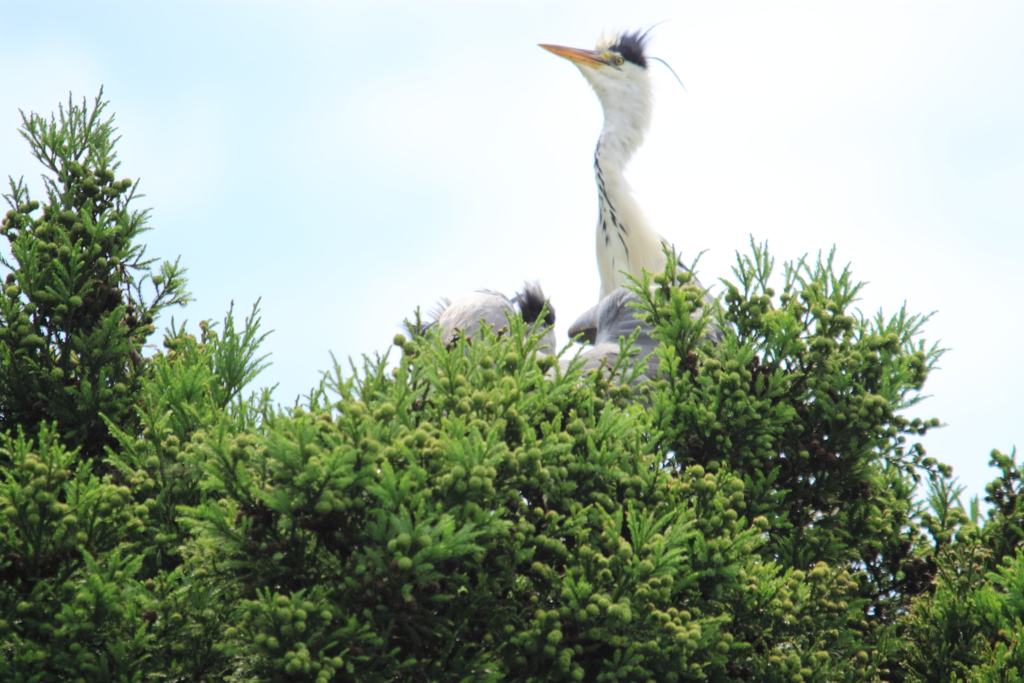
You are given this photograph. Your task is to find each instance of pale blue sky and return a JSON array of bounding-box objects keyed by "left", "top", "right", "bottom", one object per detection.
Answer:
[{"left": 2, "top": 1, "right": 1021, "bottom": 502}]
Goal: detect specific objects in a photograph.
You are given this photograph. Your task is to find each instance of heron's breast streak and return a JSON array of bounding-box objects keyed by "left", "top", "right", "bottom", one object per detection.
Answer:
[{"left": 594, "top": 143, "right": 639, "bottom": 290}]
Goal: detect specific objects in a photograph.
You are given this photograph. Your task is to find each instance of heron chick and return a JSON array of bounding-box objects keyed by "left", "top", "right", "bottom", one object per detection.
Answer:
[
  {"left": 540, "top": 30, "right": 707, "bottom": 302},
  {"left": 424, "top": 282, "right": 556, "bottom": 352},
  {"left": 568, "top": 287, "right": 659, "bottom": 382}
]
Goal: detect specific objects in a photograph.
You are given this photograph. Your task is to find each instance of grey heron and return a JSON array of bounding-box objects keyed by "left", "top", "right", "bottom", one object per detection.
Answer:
[
  {"left": 541, "top": 30, "right": 720, "bottom": 345},
  {"left": 422, "top": 282, "right": 556, "bottom": 352},
  {"left": 568, "top": 287, "right": 659, "bottom": 383}
]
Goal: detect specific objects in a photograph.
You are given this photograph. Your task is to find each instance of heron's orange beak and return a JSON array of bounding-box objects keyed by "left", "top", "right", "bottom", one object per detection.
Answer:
[{"left": 539, "top": 44, "right": 608, "bottom": 67}]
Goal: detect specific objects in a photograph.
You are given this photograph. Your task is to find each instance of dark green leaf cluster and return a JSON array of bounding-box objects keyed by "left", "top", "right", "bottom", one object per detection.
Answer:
[
  {"left": 106, "top": 303, "right": 271, "bottom": 569},
  {"left": 891, "top": 450, "right": 1024, "bottom": 682},
  {"left": 630, "top": 242, "right": 945, "bottom": 623},
  {"left": 0, "top": 425, "right": 153, "bottom": 681},
  {"left": 0, "top": 303, "right": 273, "bottom": 681},
  {"left": 0, "top": 90, "right": 190, "bottom": 460}
]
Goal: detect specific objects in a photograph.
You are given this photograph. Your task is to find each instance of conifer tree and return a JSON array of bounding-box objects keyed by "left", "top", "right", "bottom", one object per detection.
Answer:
[
  {"left": 3, "top": 92, "right": 1021, "bottom": 683},
  {"left": 0, "top": 90, "right": 189, "bottom": 461}
]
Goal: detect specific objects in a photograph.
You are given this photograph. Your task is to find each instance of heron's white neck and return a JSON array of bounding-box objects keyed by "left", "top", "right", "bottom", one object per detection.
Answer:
[{"left": 589, "top": 77, "right": 665, "bottom": 301}]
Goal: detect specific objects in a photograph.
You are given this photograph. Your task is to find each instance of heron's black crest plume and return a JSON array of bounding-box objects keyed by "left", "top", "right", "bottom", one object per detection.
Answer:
[
  {"left": 514, "top": 282, "right": 555, "bottom": 327},
  {"left": 610, "top": 29, "right": 650, "bottom": 68}
]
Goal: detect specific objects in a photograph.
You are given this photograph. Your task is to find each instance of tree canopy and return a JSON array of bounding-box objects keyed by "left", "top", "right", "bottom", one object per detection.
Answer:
[{"left": 1, "top": 92, "right": 1021, "bottom": 682}]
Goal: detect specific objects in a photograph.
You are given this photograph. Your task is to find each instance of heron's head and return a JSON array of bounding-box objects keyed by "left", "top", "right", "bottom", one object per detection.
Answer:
[{"left": 540, "top": 29, "right": 653, "bottom": 137}]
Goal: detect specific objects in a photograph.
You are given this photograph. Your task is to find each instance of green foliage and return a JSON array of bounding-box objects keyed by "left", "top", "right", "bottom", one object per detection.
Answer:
[
  {"left": 169, "top": 318, "right": 876, "bottom": 682},
  {"left": 0, "top": 308, "right": 272, "bottom": 681},
  {"left": 0, "top": 89, "right": 190, "bottom": 460},
  {"left": 632, "top": 242, "right": 944, "bottom": 623},
  {"left": 106, "top": 302, "right": 272, "bottom": 572},
  {"left": 0, "top": 424, "right": 155, "bottom": 682},
  {"left": 893, "top": 450, "right": 1024, "bottom": 682},
  {"left": 2, "top": 93, "right": 1021, "bottom": 683},
  {"left": 0, "top": 92, "right": 260, "bottom": 681}
]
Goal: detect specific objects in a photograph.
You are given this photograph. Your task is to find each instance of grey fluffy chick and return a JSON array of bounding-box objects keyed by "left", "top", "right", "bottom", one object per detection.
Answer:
[
  {"left": 423, "top": 282, "right": 556, "bottom": 352},
  {"left": 564, "top": 288, "right": 659, "bottom": 382},
  {"left": 565, "top": 286, "right": 721, "bottom": 384}
]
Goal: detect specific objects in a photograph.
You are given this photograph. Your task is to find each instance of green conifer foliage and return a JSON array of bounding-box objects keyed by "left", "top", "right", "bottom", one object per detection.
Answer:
[
  {"left": 0, "top": 93, "right": 233, "bottom": 682},
  {"left": 892, "top": 450, "right": 1024, "bottom": 682},
  {"left": 0, "top": 424, "right": 155, "bottom": 682},
  {"left": 106, "top": 303, "right": 271, "bottom": 574},
  {"left": 5, "top": 94, "right": 1022, "bottom": 683},
  {"left": 631, "top": 243, "right": 945, "bottom": 624},
  {"left": 170, "top": 313, "right": 879, "bottom": 682},
  {"left": 0, "top": 90, "right": 190, "bottom": 460}
]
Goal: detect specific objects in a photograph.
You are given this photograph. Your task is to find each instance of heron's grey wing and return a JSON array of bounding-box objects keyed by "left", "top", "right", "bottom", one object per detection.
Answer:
[
  {"left": 568, "top": 303, "right": 600, "bottom": 345},
  {"left": 577, "top": 341, "right": 621, "bottom": 372},
  {"left": 593, "top": 289, "right": 645, "bottom": 344},
  {"left": 569, "top": 340, "right": 655, "bottom": 387},
  {"left": 593, "top": 288, "right": 660, "bottom": 378},
  {"left": 435, "top": 290, "right": 515, "bottom": 347},
  {"left": 554, "top": 342, "right": 620, "bottom": 377},
  {"left": 556, "top": 289, "right": 657, "bottom": 383}
]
